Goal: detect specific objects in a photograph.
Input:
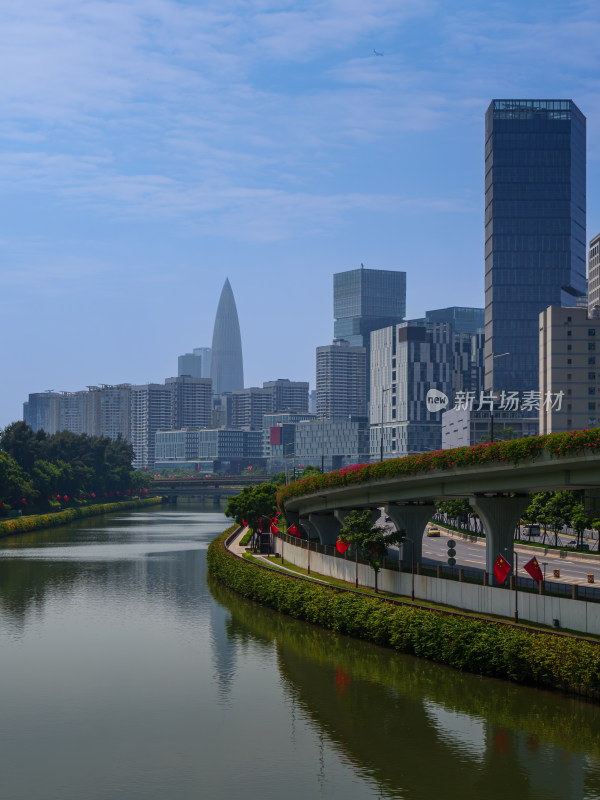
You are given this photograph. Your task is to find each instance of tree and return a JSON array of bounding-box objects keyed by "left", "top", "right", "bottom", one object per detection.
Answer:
[
  {"left": 225, "top": 483, "right": 278, "bottom": 534},
  {"left": 299, "top": 465, "right": 322, "bottom": 478},
  {"left": 338, "top": 509, "right": 404, "bottom": 593},
  {"left": 0, "top": 451, "right": 35, "bottom": 508}
]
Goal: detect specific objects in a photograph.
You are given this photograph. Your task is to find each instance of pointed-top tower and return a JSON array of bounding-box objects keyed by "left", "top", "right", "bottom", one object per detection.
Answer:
[{"left": 210, "top": 278, "right": 244, "bottom": 396}]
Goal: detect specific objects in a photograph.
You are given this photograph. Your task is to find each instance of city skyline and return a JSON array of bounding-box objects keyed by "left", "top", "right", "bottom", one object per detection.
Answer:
[{"left": 3, "top": 2, "right": 600, "bottom": 427}]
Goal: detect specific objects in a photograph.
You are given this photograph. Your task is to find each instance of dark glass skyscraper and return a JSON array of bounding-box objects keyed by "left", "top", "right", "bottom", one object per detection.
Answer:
[
  {"left": 333, "top": 266, "right": 406, "bottom": 346},
  {"left": 333, "top": 266, "right": 406, "bottom": 402},
  {"left": 210, "top": 278, "right": 244, "bottom": 396},
  {"left": 485, "top": 99, "right": 586, "bottom": 394}
]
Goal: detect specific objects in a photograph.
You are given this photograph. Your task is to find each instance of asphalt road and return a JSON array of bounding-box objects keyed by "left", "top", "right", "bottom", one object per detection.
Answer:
[{"left": 422, "top": 529, "right": 600, "bottom": 586}]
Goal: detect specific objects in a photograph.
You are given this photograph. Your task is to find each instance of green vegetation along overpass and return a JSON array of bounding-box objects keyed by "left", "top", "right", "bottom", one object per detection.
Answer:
[{"left": 282, "top": 450, "right": 600, "bottom": 585}]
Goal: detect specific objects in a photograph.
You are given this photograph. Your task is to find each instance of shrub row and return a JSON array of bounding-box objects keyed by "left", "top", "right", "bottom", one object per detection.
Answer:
[
  {"left": 0, "top": 497, "right": 162, "bottom": 538},
  {"left": 208, "top": 530, "right": 600, "bottom": 700},
  {"left": 277, "top": 427, "right": 600, "bottom": 506}
]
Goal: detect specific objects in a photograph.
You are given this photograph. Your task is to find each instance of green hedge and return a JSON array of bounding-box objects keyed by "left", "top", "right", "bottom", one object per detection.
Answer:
[
  {"left": 0, "top": 497, "right": 162, "bottom": 538},
  {"left": 278, "top": 427, "right": 600, "bottom": 506},
  {"left": 208, "top": 530, "right": 600, "bottom": 700}
]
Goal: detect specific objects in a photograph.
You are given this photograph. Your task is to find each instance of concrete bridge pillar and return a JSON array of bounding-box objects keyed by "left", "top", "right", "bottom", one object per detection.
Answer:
[
  {"left": 384, "top": 503, "right": 436, "bottom": 568},
  {"left": 298, "top": 516, "right": 318, "bottom": 540},
  {"left": 469, "top": 495, "right": 530, "bottom": 585},
  {"left": 307, "top": 512, "right": 341, "bottom": 546}
]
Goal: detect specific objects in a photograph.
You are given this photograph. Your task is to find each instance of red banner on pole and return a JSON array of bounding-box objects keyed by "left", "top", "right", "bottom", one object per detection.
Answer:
[
  {"left": 336, "top": 539, "right": 350, "bottom": 554},
  {"left": 287, "top": 524, "right": 300, "bottom": 536},
  {"left": 493, "top": 554, "right": 511, "bottom": 584},
  {"left": 523, "top": 556, "right": 544, "bottom": 584}
]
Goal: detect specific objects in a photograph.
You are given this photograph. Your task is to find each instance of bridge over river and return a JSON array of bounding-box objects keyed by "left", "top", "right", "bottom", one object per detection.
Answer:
[
  {"left": 149, "top": 474, "right": 267, "bottom": 501},
  {"left": 282, "top": 449, "right": 600, "bottom": 585}
]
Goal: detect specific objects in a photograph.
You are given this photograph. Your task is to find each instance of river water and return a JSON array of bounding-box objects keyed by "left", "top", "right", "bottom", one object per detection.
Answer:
[{"left": 1, "top": 504, "right": 600, "bottom": 800}]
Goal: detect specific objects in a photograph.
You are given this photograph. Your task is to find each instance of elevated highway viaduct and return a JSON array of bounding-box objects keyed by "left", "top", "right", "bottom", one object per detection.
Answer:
[{"left": 282, "top": 450, "right": 600, "bottom": 585}]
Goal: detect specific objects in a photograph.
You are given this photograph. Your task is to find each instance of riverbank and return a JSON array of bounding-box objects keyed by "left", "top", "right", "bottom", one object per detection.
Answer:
[
  {"left": 0, "top": 497, "right": 162, "bottom": 538},
  {"left": 208, "top": 527, "right": 600, "bottom": 700}
]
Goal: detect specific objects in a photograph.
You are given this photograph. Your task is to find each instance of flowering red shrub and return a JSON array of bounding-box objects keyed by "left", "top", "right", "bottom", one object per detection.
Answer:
[{"left": 277, "top": 428, "right": 600, "bottom": 507}]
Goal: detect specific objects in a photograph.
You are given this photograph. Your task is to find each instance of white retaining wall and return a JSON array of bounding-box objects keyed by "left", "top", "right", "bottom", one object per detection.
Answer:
[{"left": 274, "top": 536, "right": 600, "bottom": 636}]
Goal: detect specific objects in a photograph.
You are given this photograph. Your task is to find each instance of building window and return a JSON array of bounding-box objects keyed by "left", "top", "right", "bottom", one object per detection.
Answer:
[
  {"left": 589, "top": 387, "right": 596, "bottom": 395},
  {"left": 567, "top": 374, "right": 572, "bottom": 380},
  {"left": 567, "top": 330, "right": 572, "bottom": 337},
  {"left": 567, "top": 404, "right": 572, "bottom": 412},
  {"left": 590, "top": 329, "right": 597, "bottom": 336},
  {"left": 567, "top": 316, "right": 572, "bottom": 322},
  {"left": 590, "top": 373, "right": 597, "bottom": 380},
  {"left": 590, "top": 343, "right": 596, "bottom": 351},
  {"left": 567, "top": 419, "right": 572, "bottom": 427},
  {"left": 589, "top": 403, "right": 597, "bottom": 411},
  {"left": 568, "top": 345, "right": 572, "bottom": 351},
  {"left": 589, "top": 357, "right": 596, "bottom": 365},
  {"left": 567, "top": 359, "right": 572, "bottom": 365}
]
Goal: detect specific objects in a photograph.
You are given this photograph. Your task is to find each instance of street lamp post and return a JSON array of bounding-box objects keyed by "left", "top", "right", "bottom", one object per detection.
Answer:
[{"left": 380, "top": 386, "right": 393, "bottom": 462}]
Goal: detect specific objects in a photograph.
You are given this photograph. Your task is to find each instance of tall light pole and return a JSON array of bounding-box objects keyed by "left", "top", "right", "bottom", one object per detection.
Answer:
[{"left": 380, "top": 386, "right": 392, "bottom": 462}]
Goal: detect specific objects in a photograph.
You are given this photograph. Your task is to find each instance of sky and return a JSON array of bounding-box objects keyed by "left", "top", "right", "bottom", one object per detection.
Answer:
[{"left": 3, "top": 0, "right": 600, "bottom": 427}]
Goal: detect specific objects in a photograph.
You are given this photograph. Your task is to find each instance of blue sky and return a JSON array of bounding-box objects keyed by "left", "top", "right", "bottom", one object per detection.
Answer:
[{"left": 2, "top": 0, "right": 600, "bottom": 427}]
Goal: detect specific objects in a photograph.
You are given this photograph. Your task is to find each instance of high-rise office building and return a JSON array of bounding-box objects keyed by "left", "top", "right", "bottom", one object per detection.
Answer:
[
  {"left": 130, "top": 383, "right": 172, "bottom": 469},
  {"left": 589, "top": 234, "right": 600, "bottom": 316},
  {"left": 333, "top": 266, "right": 406, "bottom": 402},
  {"left": 87, "top": 384, "right": 131, "bottom": 440},
  {"left": 24, "top": 391, "right": 60, "bottom": 433},
  {"left": 370, "top": 321, "right": 455, "bottom": 458},
  {"left": 231, "top": 379, "right": 309, "bottom": 430},
  {"left": 485, "top": 99, "right": 586, "bottom": 395},
  {"left": 178, "top": 348, "right": 212, "bottom": 379},
  {"left": 166, "top": 375, "right": 212, "bottom": 429},
  {"left": 539, "top": 305, "right": 600, "bottom": 433},
  {"left": 316, "top": 340, "right": 367, "bottom": 419},
  {"left": 210, "top": 279, "right": 244, "bottom": 396}
]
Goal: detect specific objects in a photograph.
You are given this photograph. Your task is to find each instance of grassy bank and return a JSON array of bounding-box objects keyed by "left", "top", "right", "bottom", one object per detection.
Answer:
[
  {"left": 208, "top": 529, "right": 600, "bottom": 700},
  {"left": 0, "top": 497, "right": 162, "bottom": 538}
]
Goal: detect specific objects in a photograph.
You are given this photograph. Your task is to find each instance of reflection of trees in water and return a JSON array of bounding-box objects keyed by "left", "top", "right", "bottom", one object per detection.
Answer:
[
  {"left": 209, "top": 579, "right": 600, "bottom": 800},
  {"left": 0, "top": 545, "right": 210, "bottom": 631}
]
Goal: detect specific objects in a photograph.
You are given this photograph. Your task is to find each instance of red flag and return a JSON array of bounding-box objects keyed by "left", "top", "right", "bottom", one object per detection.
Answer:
[
  {"left": 493, "top": 554, "right": 511, "bottom": 584},
  {"left": 336, "top": 538, "right": 350, "bottom": 554},
  {"left": 287, "top": 524, "right": 300, "bottom": 536},
  {"left": 241, "top": 519, "right": 248, "bottom": 527},
  {"left": 270, "top": 522, "right": 280, "bottom": 534},
  {"left": 524, "top": 556, "right": 544, "bottom": 584}
]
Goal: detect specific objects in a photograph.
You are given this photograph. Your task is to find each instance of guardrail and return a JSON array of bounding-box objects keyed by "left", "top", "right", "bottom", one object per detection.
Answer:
[{"left": 274, "top": 532, "right": 600, "bottom": 604}]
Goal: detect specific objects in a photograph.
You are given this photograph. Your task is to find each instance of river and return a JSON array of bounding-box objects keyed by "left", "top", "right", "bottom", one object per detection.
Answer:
[{"left": 1, "top": 504, "right": 599, "bottom": 800}]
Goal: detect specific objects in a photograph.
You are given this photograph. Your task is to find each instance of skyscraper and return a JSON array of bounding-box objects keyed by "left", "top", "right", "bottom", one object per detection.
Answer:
[
  {"left": 316, "top": 340, "right": 367, "bottom": 419},
  {"left": 333, "top": 266, "right": 406, "bottom": 404},
  {"left": 210, "top": 279, "right": 244, "bottom": 396},
  {"left": 333, "top": 266, "right": 406, "bottom": 347},
  {"left": 485, "top": 99, "right": 586, "bottom": 394}
]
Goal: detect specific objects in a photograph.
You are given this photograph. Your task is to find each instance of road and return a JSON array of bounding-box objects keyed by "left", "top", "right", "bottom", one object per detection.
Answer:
[{"left": 422, "top": 529, "right": 599, "bottom": 587}]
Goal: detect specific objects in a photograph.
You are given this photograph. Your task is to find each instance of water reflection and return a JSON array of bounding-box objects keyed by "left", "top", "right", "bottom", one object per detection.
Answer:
[
  {"left": 2, "top": 507, "right": 600, "bottom": 800},
  {"left": 0, "top": 507, "right": 219, "bottom": 633},
  {"left": 210, "top": 579, "right": 600, "bottom": 800}
]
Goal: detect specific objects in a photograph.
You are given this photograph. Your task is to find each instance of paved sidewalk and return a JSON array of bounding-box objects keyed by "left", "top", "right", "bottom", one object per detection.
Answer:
[{"left": 226, "top": 526, "right": 328, "bottom": 582}]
